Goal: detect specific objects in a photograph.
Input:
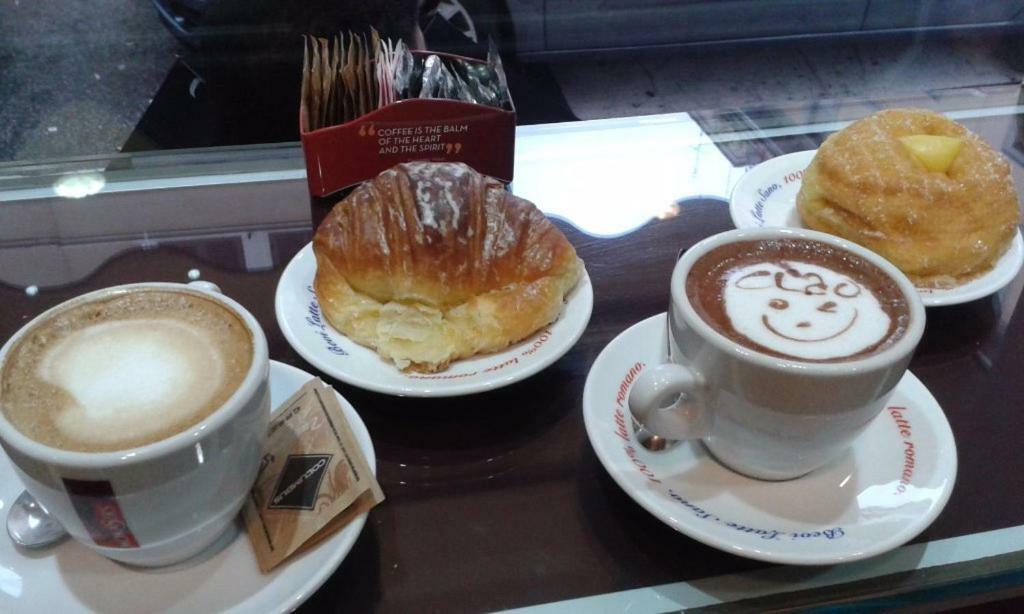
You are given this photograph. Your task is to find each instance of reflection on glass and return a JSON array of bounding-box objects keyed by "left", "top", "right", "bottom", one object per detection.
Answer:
[
  {"left": 858, "top": 482, "right": 939, "bottom": 514},
  {"left": 0, "top": 566, "right": 22, "bottom": 598},
  {"left": 514, "top": 114, "right": 747, "bottom": 237},
  {"left": 657, "top": 202, "right": 681, "bottom": 221},
  {"left": 53, "top": 173, "right": 105, "bottom": 199}
]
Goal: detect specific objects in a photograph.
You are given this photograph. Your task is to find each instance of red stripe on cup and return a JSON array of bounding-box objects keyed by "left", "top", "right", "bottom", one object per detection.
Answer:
[{"left": 62, "top": 478, "right": 139, "bottom": 548}]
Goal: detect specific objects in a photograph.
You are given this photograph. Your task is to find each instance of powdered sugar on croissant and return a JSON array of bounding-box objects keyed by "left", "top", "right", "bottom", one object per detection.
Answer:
[{"left": 313, "top": 162, "right": 583, "bottom": 372}]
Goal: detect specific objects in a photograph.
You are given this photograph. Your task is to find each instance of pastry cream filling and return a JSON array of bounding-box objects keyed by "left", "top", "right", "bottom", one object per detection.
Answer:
[
  {"left": 899, "top": 135, "right": 963, "bottom": 173},
  {"left": 796, "top": 109, "right": 1019, "bottom": 289},
  {"left": 322, "top": 263, "right": 581, "bottom": 372}
]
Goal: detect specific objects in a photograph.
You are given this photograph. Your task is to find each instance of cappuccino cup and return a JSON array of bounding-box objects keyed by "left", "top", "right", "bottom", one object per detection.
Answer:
[
  {"left": 629, "top": 228, "right": 925, "bottom": 480},
  {"left": 0, "top": 282, "right": 270, "bottom": 566}
]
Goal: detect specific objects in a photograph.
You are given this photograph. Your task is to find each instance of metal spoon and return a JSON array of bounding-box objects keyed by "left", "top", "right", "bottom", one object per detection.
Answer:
[
  {"left": 633, "top": 417, "right": 676, "bottom": 451},
  {"left": 7, "top": 490, "right": 68, "bottom": 549}
]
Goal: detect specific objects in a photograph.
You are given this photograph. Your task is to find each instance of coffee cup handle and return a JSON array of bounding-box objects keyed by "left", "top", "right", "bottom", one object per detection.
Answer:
[
  {"left": 187, "top": 281, "right": 223, "bottom": 294},
  {"left": 628, "top": 363, "right": 708, "bottom": 440}
]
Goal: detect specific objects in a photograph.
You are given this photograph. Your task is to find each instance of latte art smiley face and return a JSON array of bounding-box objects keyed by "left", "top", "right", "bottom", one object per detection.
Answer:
[
  {"left": 723, "top": 261, "right": 891, "bottom": 360},
  {"left": 687, "top": 238, "right": 911, "bottom": 363}
]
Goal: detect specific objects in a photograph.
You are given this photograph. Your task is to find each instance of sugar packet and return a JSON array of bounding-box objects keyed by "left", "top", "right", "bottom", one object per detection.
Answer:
[{"left": 242, "top": 378, "right": 384, "bottom": 573}]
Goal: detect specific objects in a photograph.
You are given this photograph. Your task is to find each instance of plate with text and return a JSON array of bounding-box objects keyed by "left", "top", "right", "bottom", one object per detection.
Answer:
[
  {"left": 275, "top": 243, "right": 593, "bottom": 397},
  {"left": 583, "top": 314, "right": 957, "bottom": 565},
  {"left": 729, "top": 150, "right": 1024, "bottom": 307}
]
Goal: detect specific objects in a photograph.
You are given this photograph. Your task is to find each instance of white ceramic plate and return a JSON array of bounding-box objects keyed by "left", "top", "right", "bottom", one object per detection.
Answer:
[
  {"left": 729, "top": 150, "right": 1024, "bottom": 307},
  {"left": 0, "top": 361, "right": 375, "bottom": 614},
  {"left": 583, "top": 314, "right": 957, "bottom": 565},
  {"left": 275, "top": 243, "right": 593, "bottom": 397}
]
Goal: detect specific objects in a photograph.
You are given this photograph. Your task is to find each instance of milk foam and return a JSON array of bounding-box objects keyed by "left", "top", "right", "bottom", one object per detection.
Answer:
[
  {"left": 722, "top": 261, "right": 891, "bottom": 360},
  {"left": 37, "top": 319, "right": 225, "bottom": 446}
]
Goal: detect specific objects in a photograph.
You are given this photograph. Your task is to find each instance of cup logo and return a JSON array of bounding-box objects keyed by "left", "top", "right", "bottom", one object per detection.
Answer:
[
  {"left": 267, "top": 454, "right": 333, "bottom": 510},
  {"left": 62, "top": 478, "right": 140, "bottom": 548},
  {"left": 723, "top": 261, "right": 891, "bottom": 360}
]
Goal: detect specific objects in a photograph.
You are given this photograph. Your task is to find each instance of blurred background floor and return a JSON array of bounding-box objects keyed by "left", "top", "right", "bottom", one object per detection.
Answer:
[
  {"left": 1, "top": 1, "right": 1022, "bottom": 162},
  {"left": 0, "top": 0, "right": 177, "bottom": 162},
  {"left": 555, "top": 34, "right": 1023, "bottom": 120}
]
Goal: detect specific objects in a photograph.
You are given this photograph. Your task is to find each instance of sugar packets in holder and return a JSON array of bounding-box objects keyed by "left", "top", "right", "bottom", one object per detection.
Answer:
[
  {"left": 302, "top": 31, "right": 513, "bottom": 132},
  {"left": 299, "top": 34, "right": 516, "bottom": 211},
  {"left": 242, "top": 378, "right": 384, "bottom": 573}
]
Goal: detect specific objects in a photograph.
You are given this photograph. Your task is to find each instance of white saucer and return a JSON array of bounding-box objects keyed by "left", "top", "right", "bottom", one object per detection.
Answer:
[
  {"left": 275, "top": 243, "right": 593, "bottom": 397},
  {"left": 583, "top": 314, "right": 957, "bottom": 565},
  {"left": 729, "top": 150, "right": 1024, "bottom": 307},
  {"left": 0, "top": 361, "right": 375, "bottom": 613}
]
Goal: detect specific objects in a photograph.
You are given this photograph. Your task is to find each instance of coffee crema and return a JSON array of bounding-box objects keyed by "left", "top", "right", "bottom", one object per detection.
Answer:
[
  {"left": 686, "top": 239, "right": 910, "bottom": 362},
  {"left": 1, "top": 289, "right": 252, "bottom": 452}
]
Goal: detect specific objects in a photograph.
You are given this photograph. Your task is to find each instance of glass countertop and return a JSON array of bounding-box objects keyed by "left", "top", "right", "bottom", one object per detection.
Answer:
[{"left": 2, "top": 86, "right": 1024, "bottom": 612}]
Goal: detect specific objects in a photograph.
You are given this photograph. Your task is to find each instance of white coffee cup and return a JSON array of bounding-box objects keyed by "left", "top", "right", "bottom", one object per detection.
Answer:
[
  {"left": 0, "top": 282, "right": 270, "bottom": 566},
  {"left": 629, "top": 227, "right": 926, "bottom": 480}
]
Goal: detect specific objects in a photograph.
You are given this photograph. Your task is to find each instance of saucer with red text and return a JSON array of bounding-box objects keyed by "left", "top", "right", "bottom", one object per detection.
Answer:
[
  {"left": 583, "top": 314, "right": 957, "bottom": 565},
  {"left": 729, "top": 149, "right": 1024, "bottom": 307},
  {"left": 276, "top": 243, "right": 593, "bottom": 397},
  {"left": 0, "top": 361, "right": 374, "bottom": 614}
]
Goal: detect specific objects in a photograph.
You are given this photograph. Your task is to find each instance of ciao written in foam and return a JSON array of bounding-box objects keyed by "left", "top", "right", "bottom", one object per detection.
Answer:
[{"left": 723, "top": 259, "right": 892, "bottom": 361}]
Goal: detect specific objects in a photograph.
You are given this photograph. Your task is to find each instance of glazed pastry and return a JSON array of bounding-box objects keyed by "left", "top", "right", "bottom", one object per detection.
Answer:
[
  {"left": 313, "top": 161, "right": 583, "bottom": 372},
  {"left": 797, "top": 108, "right": 1020, "bottom": 288}
]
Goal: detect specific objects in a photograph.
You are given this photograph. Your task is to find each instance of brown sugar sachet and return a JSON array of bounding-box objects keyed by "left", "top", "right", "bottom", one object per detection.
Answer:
[{"left": 242, "top": 378, "right": 384, "bottom": 572}]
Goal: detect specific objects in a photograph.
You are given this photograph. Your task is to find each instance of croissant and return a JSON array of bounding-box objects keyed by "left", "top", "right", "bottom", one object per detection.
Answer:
[
  {"left": 313, "top": 162, "right": 584, "bottom": 372},
  {"left": 797, "top": 108, "right": 1020, "bottom": 288}
]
